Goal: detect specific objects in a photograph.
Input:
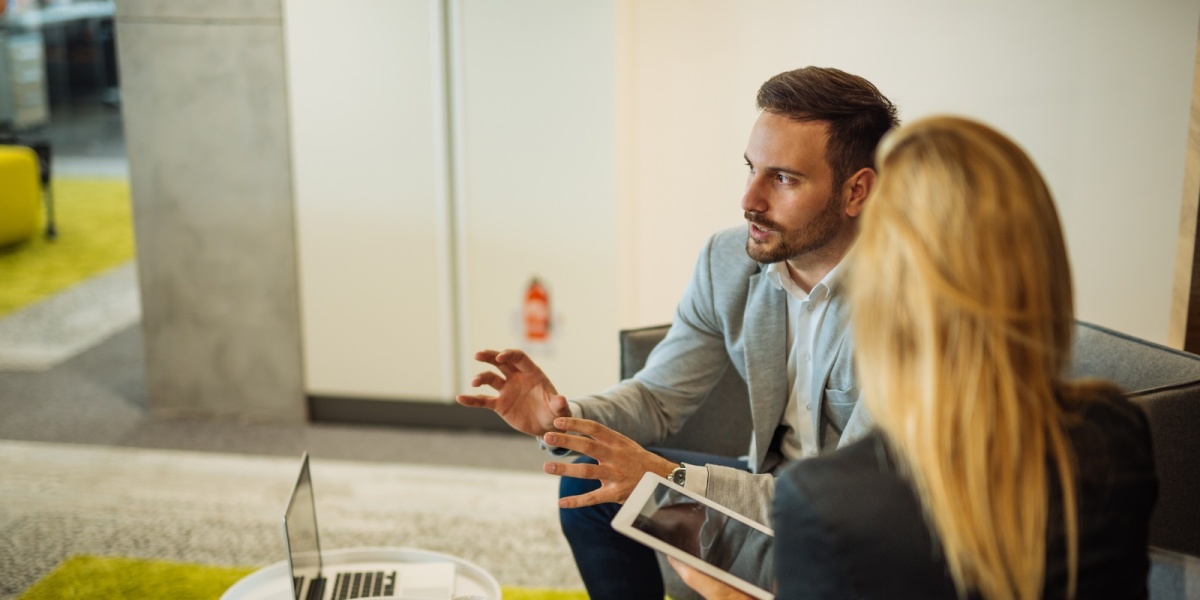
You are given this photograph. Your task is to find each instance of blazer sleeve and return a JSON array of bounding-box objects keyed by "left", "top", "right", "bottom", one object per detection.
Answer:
[
  {"left": 573, "top": 231, "right": 739, "bottom": 445},
  {"left": 703, "top": 465, "right": 776, "bottom": 526},
  {"left": 772, "top": 465, "right": 847, "bottom": 599},
  {"left": 772, "top": 437, "right": 960, "bottom": 599}
]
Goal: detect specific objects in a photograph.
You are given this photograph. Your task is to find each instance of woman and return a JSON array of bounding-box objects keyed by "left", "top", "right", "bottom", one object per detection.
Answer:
[{"left": 673, "top": 116, "right": 1157, "bottom": 599}]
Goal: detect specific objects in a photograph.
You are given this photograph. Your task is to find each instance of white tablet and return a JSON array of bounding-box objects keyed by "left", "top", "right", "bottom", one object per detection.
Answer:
[{"left": 611, "top": 472, "right": 774, "bottom": 600}]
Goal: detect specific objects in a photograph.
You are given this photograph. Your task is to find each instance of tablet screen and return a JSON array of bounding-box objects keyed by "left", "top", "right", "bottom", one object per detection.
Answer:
[{"left": 629, "top": 482, "right": 774, "bottom": 588}]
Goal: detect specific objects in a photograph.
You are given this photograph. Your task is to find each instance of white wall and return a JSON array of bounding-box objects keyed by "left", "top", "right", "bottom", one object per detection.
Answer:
[
  {"left": 620, "top": 0, "right": 1200, "bottom": 345},
  {"left": 287, "top": 0, "right": 1198, "bottom": 406}
]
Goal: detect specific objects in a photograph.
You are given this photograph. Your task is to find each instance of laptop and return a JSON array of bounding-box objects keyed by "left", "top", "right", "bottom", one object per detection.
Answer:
[{"left": 283, "top": 452, "right": 457, "bottom": 600}]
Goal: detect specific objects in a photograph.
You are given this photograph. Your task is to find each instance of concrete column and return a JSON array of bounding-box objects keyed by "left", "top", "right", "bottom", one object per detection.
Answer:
[{"left": 115, "top": 0, "right": 304, "bottom": 422}]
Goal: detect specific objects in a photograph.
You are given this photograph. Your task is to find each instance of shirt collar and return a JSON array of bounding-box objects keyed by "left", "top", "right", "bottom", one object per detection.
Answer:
[{"left": 765, "top": 260, "right": 844, "bottom": 301}]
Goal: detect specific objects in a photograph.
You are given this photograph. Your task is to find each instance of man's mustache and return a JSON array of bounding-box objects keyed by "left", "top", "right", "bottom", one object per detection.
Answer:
[{"left": 745, "top": 212, "right": 779, "bottom": 231}]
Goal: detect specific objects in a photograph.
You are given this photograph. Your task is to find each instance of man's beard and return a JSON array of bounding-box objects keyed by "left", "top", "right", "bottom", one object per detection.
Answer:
[{"left": 744, "top": 194, "right": 844, "bottom": 264}]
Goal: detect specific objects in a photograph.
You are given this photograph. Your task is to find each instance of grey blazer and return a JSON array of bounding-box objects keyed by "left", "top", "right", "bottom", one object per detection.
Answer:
[{"left": 575, "top": 226, "right": 872, "bottom": 524}]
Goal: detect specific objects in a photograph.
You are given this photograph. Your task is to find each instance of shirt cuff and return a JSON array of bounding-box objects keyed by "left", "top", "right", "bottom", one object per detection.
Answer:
[
  {"left": 537, "top": 401, "right": 585, "bottom": 456},
  {"left": 682, "top": 461, "right": 709, "bottom": 497}
]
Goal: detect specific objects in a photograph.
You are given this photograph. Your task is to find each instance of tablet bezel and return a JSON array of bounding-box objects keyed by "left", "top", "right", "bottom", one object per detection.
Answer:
[{"left": 611, "top": 472, "right": 774, "bottom": 600}]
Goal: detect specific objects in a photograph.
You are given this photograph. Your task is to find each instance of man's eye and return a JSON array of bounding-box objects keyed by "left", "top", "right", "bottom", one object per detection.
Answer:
[
  {"left": 745, "top": 161, "right": 755, "bottom": 174},
  {"left": 775, "top": 173, "right": 793, "bottom": 184}
]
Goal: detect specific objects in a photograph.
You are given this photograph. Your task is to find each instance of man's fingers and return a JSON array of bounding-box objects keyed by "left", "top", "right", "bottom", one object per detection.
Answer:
[
  {"left": 543, "top": 431, "right": 601, "bottom": 458},
  {"left": 553, "top": 417, "right": 623, "bottom": 441},
  {"left": 558, "top": 489, "right": 610, "bottom": 509},
  {"left": 474, "top": 349, "right": 520, "bottom": 377},
  {"left": 544, "top": 460, "right": 602, "bottom": 480},
  {"left": 455, "top": 394, "right": 497, "bottom": 410},
  {"left": 498, "top": 349, "right": 544, "bottom": 377},
  {"left": 471, "top": 371, "right": 506, "bottom": 391}
]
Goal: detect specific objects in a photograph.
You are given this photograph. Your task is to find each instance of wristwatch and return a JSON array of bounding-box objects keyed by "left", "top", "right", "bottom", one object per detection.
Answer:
[{"left": 669, "top": 464, "right": 687, "bottom": 487}]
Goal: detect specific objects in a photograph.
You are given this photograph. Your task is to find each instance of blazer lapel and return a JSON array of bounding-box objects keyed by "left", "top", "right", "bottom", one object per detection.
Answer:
[{"left": 742, "top": 269, "right": 789, "bottom": 472}]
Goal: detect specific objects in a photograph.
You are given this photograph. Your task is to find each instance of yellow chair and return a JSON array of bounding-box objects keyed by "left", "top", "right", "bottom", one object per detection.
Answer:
[{"left": 0, "top": 145, "right": 41, "bottom": 247}]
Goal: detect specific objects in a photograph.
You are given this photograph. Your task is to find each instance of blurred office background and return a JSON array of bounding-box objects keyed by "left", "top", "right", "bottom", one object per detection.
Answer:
[
  {"left": 0, "top": 0, "right": 122, "bottom": 171},
  {"left": 1, "top": 0, "right": 1199, "bottom": 433},
  {"left": 3, "top": 5, "right": 1199, "bottom": 597}
]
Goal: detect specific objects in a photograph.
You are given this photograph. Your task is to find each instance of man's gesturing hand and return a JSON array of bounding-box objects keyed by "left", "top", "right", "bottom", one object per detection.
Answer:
[
  {"left": 542, "top": 417, "right": 679, "bottom": 508},
  {"left": 456, "top": 349, "right": 569, "bottom": 437}
]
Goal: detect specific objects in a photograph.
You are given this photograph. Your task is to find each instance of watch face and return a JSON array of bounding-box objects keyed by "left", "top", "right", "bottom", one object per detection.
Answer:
[{"left": 671, "top": 467, "right": 686, "bottom": 486}]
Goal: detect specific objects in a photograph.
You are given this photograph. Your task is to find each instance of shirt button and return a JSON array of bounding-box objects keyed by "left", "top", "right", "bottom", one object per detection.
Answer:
[
  {"left": 807, "top": 304, "right": 815, "bottom": 312},
  {"left": 805, "top": 402, "right": 811, "bottom": 410}
]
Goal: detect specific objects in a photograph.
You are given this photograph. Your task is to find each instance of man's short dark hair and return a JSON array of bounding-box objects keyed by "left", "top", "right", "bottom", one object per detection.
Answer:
[{"left": 757, "top": 67, "right": 899, "bottom": 187}]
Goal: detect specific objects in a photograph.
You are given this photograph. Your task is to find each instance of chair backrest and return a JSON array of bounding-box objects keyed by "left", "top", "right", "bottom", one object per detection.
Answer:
[
  {"left": 1071, "top": 321, "right": 1200, "bottom": 558},
  {"left": 619, "top": 325, "right": 751, "bottom": 458}
]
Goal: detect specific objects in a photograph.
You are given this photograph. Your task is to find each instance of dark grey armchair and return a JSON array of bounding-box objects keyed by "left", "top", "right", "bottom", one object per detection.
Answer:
[{"left": 620, "top": 320, "right": 1200, "bottom": 598}]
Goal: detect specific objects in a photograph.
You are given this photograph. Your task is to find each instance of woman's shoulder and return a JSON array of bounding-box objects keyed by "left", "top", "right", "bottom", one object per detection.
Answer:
[
  {"left": 1067, "top": 388, "right": 1153, "bottom": 453},
  {"left": 1071, "top": 385, "right": 1148, "bottom": 425},
  {"left": 1064, "top": 386, "right": 1157, "bottom": 485},
  {"left": 775, "top": 432, "right": 906, "bottom": 512}
]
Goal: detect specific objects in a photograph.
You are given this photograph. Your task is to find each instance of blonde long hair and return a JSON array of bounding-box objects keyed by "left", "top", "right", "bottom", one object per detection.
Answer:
[{"left": 850, "top": 116, "right": 1113, "bottom": 599}]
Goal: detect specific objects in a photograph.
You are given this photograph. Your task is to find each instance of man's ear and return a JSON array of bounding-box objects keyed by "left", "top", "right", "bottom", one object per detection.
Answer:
[{"left": 842, "top": 168, "right": 876, "bottom": 218}]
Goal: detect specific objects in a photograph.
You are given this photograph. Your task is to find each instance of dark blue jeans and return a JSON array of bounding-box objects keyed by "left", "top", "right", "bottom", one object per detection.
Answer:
[{"left": 558, "top": 448, "right": 749, "bottom": 600}]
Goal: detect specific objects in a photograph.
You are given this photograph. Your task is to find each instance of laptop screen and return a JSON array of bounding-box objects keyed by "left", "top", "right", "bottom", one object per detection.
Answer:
[{"left": 284, "top": 452, "right": 323, "bottom": 599}]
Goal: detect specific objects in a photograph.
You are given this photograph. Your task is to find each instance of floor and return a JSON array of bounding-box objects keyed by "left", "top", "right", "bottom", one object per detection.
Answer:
[
  {"left": 0, "top": 437, "right": 582, "bottom": 599},
  {"left": 0, "top": 320, "right": 555, "bottom": 472}
]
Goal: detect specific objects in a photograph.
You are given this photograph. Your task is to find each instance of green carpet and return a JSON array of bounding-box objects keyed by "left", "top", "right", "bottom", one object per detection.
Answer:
[
  {"left": 18, "top": 555, "right": 590, "bottom": 600},
  {"left": 0, "top": 178, "right": 135, "bottom": 319}
]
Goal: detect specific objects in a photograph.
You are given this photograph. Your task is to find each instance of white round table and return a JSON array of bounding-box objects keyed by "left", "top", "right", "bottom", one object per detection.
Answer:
[{"left": 220, "top": 547, "right": 502, "bottom": 600}]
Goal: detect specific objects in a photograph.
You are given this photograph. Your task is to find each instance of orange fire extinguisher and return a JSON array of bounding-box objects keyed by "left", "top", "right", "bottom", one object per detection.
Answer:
[{"left": 524, "top": 277, "right": 550, "bottom": 343}]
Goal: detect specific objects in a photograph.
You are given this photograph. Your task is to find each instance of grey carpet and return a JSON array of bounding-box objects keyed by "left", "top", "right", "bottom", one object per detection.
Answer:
[
  {"left": 0, "top": 262, "right": 140, "bottom": 371},
  {"left": 0, "top": 441, "right": 582, "bottom": 599}
]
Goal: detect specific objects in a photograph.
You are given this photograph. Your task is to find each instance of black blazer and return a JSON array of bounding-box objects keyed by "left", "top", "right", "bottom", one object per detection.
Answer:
[{"left": 772, "top": 394, "right": 1158, "bottom": 599}]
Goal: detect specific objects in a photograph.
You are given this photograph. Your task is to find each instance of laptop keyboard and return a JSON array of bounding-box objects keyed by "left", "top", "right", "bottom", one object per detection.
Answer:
[
  {"left": 331, "top": 571, "right": 395, "bottom": 599},
  {"left": 304, "top": 576, "right": 325, "bottom": 600}
]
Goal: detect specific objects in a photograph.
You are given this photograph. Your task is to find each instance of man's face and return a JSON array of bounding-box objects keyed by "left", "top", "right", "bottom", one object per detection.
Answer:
[{"left": 741, "top": 111, "right": 848, "bottom": 264}]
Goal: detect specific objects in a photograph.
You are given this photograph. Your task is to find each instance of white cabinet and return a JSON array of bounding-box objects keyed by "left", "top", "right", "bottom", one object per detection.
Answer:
[
  {"left": 285, "top": 0, "right": 621, "bottom": 403},
  {"left": 285, "top": 0, "right": 456, "bottom": 401},
  {"left": 450, "top": 0, "right": 619, "bottom": 402}
]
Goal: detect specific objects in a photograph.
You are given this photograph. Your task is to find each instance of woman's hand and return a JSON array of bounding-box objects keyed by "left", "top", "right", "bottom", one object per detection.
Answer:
[{"left": 667, "top": 556, "right": 755, "bottom": 600}]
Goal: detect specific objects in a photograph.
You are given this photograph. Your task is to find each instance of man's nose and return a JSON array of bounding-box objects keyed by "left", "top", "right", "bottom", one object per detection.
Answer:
[{"left": 741, "top": 176, "right": 768, "bottom": 213}]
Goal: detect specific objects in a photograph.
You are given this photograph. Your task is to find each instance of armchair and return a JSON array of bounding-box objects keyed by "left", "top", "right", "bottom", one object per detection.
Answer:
[{"left": 620, "top": 320, "right": 1200, "bottom": 599}]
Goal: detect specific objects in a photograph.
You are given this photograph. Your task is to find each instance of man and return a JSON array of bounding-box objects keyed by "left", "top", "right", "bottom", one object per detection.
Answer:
[{"left": 457, "top": 67, "right": 898, "bottom": 599}]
